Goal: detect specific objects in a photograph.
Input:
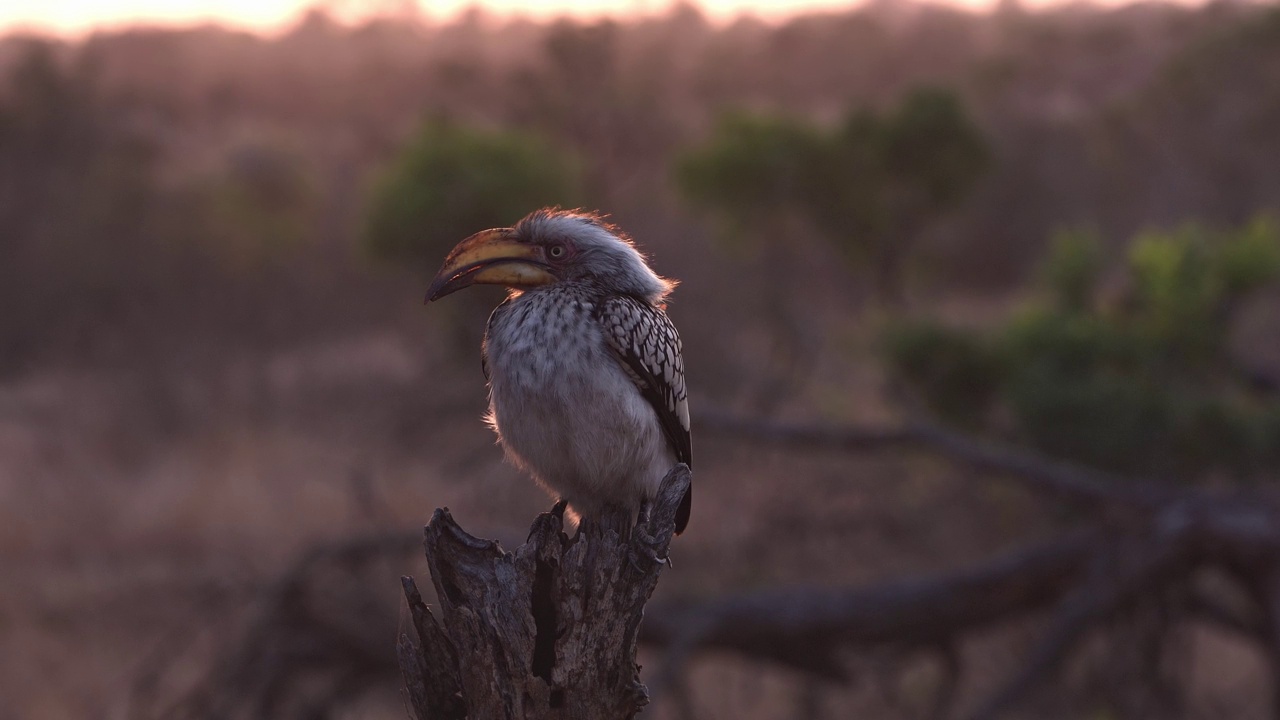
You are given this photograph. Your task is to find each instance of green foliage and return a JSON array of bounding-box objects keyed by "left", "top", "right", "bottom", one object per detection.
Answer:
[
  {"left": 1214, "top": 216, "right": 1280, "bottom": 295},
  {"left": 1122, "top": 219, "right": 1280, "bottom": 365},
  {"left": 885, "top": 218, "right": 1280, "bottom": 481},
  {"left": 1001, "top": 308, "right": 1175, "bottom": 474},
  {"left": 884, "top": 321, "right": 1004, "bottom": 428},
  {"left": 363, "top": 122, "right": 582, "bottom": 269},
  {"left": 1042, "top": 229, "right": 1104, "bottom": 313},
  {"left": 878, "top": 88, "right": 991, "bottom": 211},
  {"left": 676, "top": 87, "right": 988, "bottom": 302},
  {"left": 675, "top": 113, "right": 825, "bottom": 233}
]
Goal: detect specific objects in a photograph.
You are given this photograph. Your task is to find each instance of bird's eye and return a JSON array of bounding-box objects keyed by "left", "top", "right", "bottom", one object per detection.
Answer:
[{"left": 549, "top": 245, "right": 566, "bottom": 259}]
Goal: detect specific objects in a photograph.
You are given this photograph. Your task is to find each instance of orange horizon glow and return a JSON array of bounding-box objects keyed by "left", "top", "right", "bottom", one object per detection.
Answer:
[{"left": 0, "top": 0, "right": 1203, "bottom": 38}]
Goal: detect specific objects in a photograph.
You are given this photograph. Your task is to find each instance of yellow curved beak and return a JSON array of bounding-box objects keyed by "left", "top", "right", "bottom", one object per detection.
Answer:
[{"left": 425, "top": 228, "right": 558, "bottom": 302}]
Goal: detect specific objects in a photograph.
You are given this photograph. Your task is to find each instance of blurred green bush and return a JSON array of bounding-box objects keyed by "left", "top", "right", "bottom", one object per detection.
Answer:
[
  {"left": 885, "top": 218, "right": 1280, "bottom": 480},
  {"left": 677, "top": 87, "right": 988, "bottom": 304},
  {"left": 362, "top": 121, "right": 582, "bottom": 271}
]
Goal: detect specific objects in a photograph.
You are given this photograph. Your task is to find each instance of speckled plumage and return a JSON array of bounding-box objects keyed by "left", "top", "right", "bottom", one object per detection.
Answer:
[{"left": 472, "top": 210, "right": 692, "bottom": 533}]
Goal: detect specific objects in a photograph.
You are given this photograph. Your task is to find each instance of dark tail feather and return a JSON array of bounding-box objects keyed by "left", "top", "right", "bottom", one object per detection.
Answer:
[{"left": 674, "top": 484, "right": 692, "bottom": 535}]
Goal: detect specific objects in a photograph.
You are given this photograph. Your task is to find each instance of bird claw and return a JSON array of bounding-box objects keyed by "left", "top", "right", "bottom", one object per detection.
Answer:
[
  {"left": 627, "top": 545, "right": 667, "bottom": 574},
  {"left": 627, "top": 523, "right": 670, "bottom": 573},
  {"left": 528, "top": 500, "right": 571, "bottom": 543}
]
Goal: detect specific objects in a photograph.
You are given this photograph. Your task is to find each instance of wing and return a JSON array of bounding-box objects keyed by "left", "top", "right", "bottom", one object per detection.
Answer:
[
  {"left": 482, "top": 296, "right": 515, "bottom": 383},
  {"left": 596, "top": 295, "right": 693, "bottom": 533}
]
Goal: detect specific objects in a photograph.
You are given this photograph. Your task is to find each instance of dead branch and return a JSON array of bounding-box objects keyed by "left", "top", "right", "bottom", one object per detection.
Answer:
[
  {"left": 400, "top": 577, "right": 467, "bottom": 719},
  {"left": 697, "top": 409, "right": 1173, "bottom": 508},
  {"left": 399, "top": 465, "right": 691, "bottom": 720},
  {"left": 964, "top": 534, "right": 1192, "bottom": 720},
  {"left": 1184, "top": 584, "right": 1265, "bottom": 641},
  {"left": 643, "top": 528, "right": 1101, "bottom": 685},
  {"left": 154, "top": 532, "right": 420, "bottom": 720}
]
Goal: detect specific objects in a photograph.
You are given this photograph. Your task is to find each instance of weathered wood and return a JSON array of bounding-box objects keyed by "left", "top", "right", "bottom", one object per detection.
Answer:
[
  {"left": 399, "top": 464, "right": 691, "bottom": 720},
  {"left": 400, "top": 576, "right": 467, "bottom": 719}
]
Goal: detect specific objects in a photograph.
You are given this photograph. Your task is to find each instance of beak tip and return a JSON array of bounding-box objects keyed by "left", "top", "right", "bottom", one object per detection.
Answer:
[{"left": 424, "top": 279, "right": 449, "bottom": 304}]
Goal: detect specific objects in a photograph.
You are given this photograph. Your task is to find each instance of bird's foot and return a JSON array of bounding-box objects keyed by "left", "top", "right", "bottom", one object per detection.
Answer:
[
  {"left": 528, "top": 499, "right": 571, "bottom": 543},
  {"left": 628, "top": 522, "right": 670, "bottom": 573},
  {"left": 627, "top": 546, "right": 667, "bottom": 574}
]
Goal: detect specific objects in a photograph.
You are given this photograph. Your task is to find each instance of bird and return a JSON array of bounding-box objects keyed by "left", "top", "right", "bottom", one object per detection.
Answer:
[{"left": 425, "top": 208, "right": 692, "bottom": 537}]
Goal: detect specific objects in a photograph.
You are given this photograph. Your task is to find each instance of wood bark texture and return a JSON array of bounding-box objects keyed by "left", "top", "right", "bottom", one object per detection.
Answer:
[{"left": 398, "top": 464, "right": 692, "bottom": 720}]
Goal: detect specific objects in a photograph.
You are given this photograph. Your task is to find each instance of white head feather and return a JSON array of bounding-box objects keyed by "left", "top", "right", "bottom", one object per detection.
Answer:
[{"left": 512, "top": 209, "right": 674, "bottom": 305}]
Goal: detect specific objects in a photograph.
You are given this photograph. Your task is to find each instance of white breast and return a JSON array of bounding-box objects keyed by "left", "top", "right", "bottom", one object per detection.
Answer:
[{"left": 483, "top": 288, "right": 674, "bottom": 520}]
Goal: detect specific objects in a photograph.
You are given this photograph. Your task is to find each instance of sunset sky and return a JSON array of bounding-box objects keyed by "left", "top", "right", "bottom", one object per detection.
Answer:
[{"left": 0, "top": 0, "right": 1175, "bottom": 36}]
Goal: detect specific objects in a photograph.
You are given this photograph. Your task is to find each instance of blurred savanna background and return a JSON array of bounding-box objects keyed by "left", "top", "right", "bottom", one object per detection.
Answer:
[{"left": 4, "top": 0, "right": 1280, "bottom": 717}]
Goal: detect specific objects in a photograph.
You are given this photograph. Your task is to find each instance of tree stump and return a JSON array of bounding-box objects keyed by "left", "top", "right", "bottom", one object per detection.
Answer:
[{"left": 398, "top": 465, "right": 691, "bottom": 720}]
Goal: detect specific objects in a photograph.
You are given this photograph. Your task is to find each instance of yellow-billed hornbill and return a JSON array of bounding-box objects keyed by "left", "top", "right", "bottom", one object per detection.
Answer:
[{"left": 426, "top": 208, "right": 691, "bottom": 535}]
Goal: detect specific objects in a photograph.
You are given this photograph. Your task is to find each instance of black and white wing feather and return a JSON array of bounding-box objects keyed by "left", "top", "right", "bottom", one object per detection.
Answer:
[{"left": 596, "top": 295, "right": 693, "bottom": 532}]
